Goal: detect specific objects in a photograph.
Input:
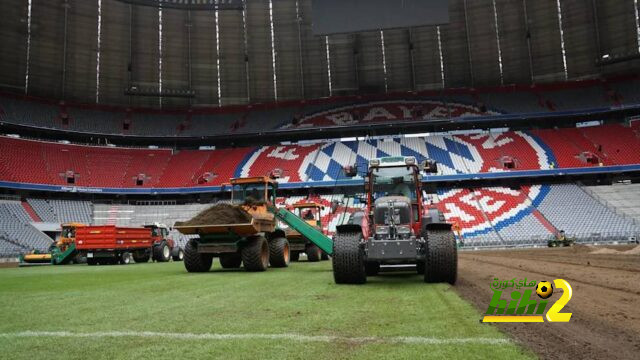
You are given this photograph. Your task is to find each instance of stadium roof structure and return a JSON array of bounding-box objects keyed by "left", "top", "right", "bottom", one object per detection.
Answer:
[
  {"left": 0, "top": 0, "right": 638, "bottom": 108},
  {"left": 116, "top": 0, "right": 244, "bottom": 11}
]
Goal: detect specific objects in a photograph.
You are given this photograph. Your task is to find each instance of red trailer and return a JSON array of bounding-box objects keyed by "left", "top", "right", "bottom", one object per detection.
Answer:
[{"left": 75, "top": 224, "right": 182, "bottom": 265}]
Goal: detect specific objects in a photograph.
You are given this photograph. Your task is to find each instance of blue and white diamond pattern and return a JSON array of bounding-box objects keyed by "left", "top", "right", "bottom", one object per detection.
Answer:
[{"left": 299, "top": 136, "right": 484, "bottom": 181}]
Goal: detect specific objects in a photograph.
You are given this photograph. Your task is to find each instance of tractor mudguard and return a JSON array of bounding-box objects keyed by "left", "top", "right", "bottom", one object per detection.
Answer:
[
  {"left": 268, "top": 229, "right": 287, "bottom": 241},
  {"left": 336, "top": 224, "right": 363, "bottom": 234}
]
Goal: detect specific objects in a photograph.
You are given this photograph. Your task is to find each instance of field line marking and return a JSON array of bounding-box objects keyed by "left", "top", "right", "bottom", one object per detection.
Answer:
[{"left": 0, "top": 331, "right": 511, "bottom": 346}]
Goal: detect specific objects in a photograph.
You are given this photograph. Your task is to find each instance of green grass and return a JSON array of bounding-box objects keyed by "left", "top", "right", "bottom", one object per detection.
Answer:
[{"left": 0, "top": 261, "right": 533, "bottom": 359}]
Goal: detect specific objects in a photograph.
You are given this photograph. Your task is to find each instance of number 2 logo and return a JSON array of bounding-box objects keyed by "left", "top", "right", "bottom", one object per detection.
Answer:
[{"left": 546, "top": 279, "right": 573, "bottom": 322}]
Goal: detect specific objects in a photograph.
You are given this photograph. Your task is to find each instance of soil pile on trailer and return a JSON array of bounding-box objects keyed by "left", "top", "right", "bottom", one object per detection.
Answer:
[{"left": 175, "top": 204, "right": 252, "bottom": 226}]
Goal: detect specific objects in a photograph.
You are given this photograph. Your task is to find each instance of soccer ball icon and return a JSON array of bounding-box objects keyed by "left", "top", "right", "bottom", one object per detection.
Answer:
[{"left": 536, "top": 281, "right": 554, "bottom": 299}]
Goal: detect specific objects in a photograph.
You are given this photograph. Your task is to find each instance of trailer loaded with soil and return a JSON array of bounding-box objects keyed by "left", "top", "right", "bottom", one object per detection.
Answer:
[{"left": 175, "top": 177, "right": 333, "bottom": 273}]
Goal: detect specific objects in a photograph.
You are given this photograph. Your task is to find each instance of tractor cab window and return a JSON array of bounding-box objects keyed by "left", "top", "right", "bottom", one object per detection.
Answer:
[
  {"left": 371, "top": 167, "right": 417, "bottom": 200},
  {"left": 297, "top": 208, "right": 319, "bottom": 221},
  {"left": 232, "top": 183, "right": 275, "bottom": 204},
  {"left": 62, "top": 227, "right": 75, "bottom": 238}
]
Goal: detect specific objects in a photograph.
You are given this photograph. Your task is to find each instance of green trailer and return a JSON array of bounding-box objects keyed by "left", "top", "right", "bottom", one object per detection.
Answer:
[{"left": 175, "top": 177, "right": 333, "bottom": 273}]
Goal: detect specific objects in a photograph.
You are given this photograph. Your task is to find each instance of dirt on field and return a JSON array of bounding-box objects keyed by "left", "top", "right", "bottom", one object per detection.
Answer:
[
  {"left": 455, "top": 245, "right": 640, "bottom": 360},
  {"left": 174, "top": 203, "right": 252, "bottom": 226}
]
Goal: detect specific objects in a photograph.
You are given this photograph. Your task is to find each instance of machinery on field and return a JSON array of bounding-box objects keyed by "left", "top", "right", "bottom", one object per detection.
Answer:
[
  {"left": 285, "top": 202, "right": 329, "bottom": 262},
  {"left": 175, "top": 177, "right": 333, "bottom": 272},
  {"left": 333, "top": 156, "right": 457, "bottom": 284},
  {"left": 548, "top": 230, "right": 575, "bottom": 247},
  {"left": 75, "top": 223, "right": 181, "bottom": 265},
  {"left": 20, "top": 223, "right": 86, "bottom": 265}
]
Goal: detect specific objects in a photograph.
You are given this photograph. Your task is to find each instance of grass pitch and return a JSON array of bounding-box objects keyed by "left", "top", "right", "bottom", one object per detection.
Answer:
[{"left": 0, "top": 261, "right": 532, "bottom": 359}]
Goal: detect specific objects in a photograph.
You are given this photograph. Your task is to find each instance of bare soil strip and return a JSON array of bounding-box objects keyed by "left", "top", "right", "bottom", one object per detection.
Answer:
[{"left": 455, "top": 246, "right": 640, "bottom": 360}]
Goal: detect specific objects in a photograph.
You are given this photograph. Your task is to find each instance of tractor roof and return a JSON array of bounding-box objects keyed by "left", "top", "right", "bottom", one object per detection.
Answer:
[
  {"left": 292, "top": 202, "right": 323, "bottom": 209},
  {"left": 62, "top": 222, "right": 86, "bottom": 228},
  {"left": 369, "top": 156, "right": 417, "bottom": 168},
  {"left": 230, "top": 176, "right": 278, "bottom": 186}
]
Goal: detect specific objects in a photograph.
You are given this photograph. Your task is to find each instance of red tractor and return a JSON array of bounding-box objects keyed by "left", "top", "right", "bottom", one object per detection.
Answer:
[{"left": 332, "top": 156, "right": 457, "bottom": 284}]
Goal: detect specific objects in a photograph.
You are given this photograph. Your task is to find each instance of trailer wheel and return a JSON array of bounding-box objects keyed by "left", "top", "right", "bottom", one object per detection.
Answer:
[
  {"left": 184, "top": 240, "right": 213, "bottom": 273},
  {"left": 172, "top": 249, "right": 184, "bottom": 262},
  {"left": 306, "top": 243, "right": 322, "bottom": 262},
  {"left": 424, "top": 230, "right": 457, "bottom": 285},
  {"left": 119, "top": 252, "right": 131, "bottom": 265},
  {"left": 269, "top": 237, "right": 290, "bottom": 268},
  {"left": 321, "top": 252, "right": 329, "bottom": 261},
  {"left": 241, "top": 236, "right": 269, "bottom": 272},
  {"left": 365, "top": 261, "right": 380, "bottom": 276},
  {"left": 219, "top": 253, "right": 242, "bottom": 268},
  {"left": 290, "top": 251, "right": 300, "bottom": 262},
  {"left": 332, "top": 232, "right": 366, "bottom": 284},
  {"left": 154, "top": 242, "right": 171, "bottom": 262},
  {"left": 133, "top": 251, "right": 150, "bottom": 263}
]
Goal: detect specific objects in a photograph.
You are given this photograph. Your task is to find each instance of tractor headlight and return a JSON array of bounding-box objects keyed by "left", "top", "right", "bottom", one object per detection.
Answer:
[
  {"left": 396, "top": 225, "right": 411, "bottom": 235},
  {"left": 376, "top": 225, "right": 390, "bottom": 235}
]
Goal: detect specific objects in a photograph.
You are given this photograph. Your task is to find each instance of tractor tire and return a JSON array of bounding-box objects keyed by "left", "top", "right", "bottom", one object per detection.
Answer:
[
  {"left": 119, "top": 252, "right": 131, "bottom": 265},
  {"left": 241, "top": 236, "right": 269, "bottom": 272},
  {"left": 306, "top": 243, "right": 322, "bottom": 262},
  {"left": 268, "top": 237, "right": 290, "bottom": 268},
  {"left": 153, "top": 242, "right": 171, "bottom": 262},
  {"left": 424, "top": 230, "right": 457, "bottom": 285},
  {"left": 87, "top": 258, "right": 97, "bottom": 266},
  {"left": 321, "top": 252, "right": 329, "bottom": 261},
  {"left": 290, "top": 251, "right": 300, "bottom": 262},
  {"left": 172, "top": 249, "right": 184, "bottom": 262},
  {"left": 183, "top": 240, "right": 213, "bottom": 273},
  {"left": 219, "top": 253, "right": 242, "bottom": 268},
  {"left": 416, "top": 262, "right": 425, "bottom": 275},
  {"left": 332, "top": 232, "right": 366, "bottom": 284},
  {"left": 133, "top": 252, "right": 150, "bottom": 263},
  {"left": 365, "top": 261, "right": 380, "bottom": 276}
]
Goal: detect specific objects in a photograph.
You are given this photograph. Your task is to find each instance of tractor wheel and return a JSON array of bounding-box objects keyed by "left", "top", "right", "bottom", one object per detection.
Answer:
[
  {"left": 332, "top": 232, "right": 366, "bottom": 284},
  {"left": 306, "top": 243, "right": 322, "bottom": 262},
  {"left": 241, "top": 236, "right": 269, "bottom": 272},
  {"left": 87, "top": 258, "right": 97, "bottom": 266},
  {"left": 133, "top": 251, "right": 150, "bottom": 263},
  {"left": 119, "top": 252, "right": 131, "bottom": 265},
  {"left": 290, "top": 251, "right": 300, "bottom": 262},
  {"left": 183, "top": 240, "right": 213, "bottom": 273},
  {"left": 219, "top": 253, "right": 242, "bottom": 268},
  {"left": 424, "top": 230, "right": 457, "bottom": 285},
  {"left": 268, "top": 237, "right": 290, "bottom": 268},
  {"left": 172, "top": 249, "right": 184, "bottom": 262},
  {"left": 416, "top": 262, "right": 425, "bottom": 275},
  {"left": 365, "top": 261, "right": 380, "bottom": 276},
  {"left": 153, "top": 242, "right": 171, "bottom": 262},
  {"left": 321, "top": 252, "right": 329, "bottom": 261}
]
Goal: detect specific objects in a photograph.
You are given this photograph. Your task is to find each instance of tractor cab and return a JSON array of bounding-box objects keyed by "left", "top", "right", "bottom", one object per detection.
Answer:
[
  {"left": 292, "top": 202, "right": 324, "bottom": 229},
  {"left": 366, "top": 156, "right": 425, "bottom": 239},
  {"left": 58, "top": 222, "right": 86, "bottom": 251},
  {"left": 229, "top": 176, "right": 278, "bottom": 205},
  {"left": 144, "top": 222, "right": 171, "bottom": 243}
]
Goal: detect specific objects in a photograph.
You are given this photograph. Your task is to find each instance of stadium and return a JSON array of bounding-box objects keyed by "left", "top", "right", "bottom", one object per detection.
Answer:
[{"left": 0, "top": 0, "right": 639, "bottom": 359}]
